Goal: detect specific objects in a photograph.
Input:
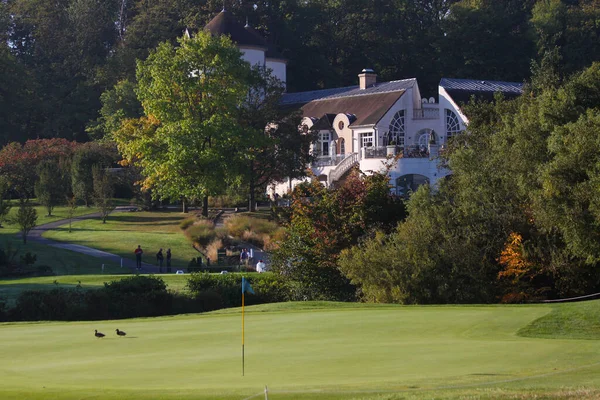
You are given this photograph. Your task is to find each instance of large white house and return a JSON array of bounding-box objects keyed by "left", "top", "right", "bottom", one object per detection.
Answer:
[{"left": 200, "top": 10, "right": 523, "bottom": 196}]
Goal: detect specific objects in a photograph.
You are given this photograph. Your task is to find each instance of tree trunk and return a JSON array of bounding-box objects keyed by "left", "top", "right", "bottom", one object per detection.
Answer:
[
  {"left": 248, "top": 161, "right": 256, "bottom": 212},
  {"left": 202, "top": 196, "right": 208, "bottom": 217},
  {"left": 182, "top": 198, "right": 188, "bottom": 213}
]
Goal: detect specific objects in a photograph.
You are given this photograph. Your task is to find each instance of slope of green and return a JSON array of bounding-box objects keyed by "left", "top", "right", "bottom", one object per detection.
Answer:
[
  {"left": 518, "top": 299, "right": 600, "bottom": 340},
  {"left": 43, "top": 211, "right": 201, "bottom": 270},
  {"left": 0, "top": 302, "right": 599, "bottom": 399}
]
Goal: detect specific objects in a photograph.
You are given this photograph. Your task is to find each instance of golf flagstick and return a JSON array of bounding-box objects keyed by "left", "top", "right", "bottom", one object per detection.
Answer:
[
  {"left": 241, "top": 276, "right": 254, "bottom": 377},
  {"left": 242, "top": 287, "right": 245, "bottom": 377}
]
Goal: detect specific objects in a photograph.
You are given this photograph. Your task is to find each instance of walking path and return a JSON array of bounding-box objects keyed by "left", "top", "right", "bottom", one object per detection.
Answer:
[
  {"left": 27, "top": 206, "right": 161, "bottom": 274},
  {"left": 27, "top": 206, "right": 270, "bottom": 274}
]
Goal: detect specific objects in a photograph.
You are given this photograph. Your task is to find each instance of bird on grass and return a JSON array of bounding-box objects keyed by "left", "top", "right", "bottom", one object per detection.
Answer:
[
  {"left": 94, "top": 330, "right": 105, "bottom": 338},
  {"left": 116, "top": 329, "right": 127, "bottom": 337}
]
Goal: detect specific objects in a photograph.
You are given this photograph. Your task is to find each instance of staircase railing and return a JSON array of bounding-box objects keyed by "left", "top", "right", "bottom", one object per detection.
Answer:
[{"left": 329, "top": 153, "right": 359, "bottom": 183}]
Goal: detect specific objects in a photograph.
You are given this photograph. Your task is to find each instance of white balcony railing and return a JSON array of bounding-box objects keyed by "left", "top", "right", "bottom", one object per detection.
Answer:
[
  {"left": 412, "top": 108, "right": 439, "bottom": 120},
  {"left": 330, "top": 153, "right": 359, "bottom": 183}
]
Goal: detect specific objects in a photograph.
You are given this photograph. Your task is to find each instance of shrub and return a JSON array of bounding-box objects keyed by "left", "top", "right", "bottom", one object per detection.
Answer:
[
  {"left": 12, "top": 288, "right": 87, "bottom": 321},
  {"left": 179, "top": 218, "right": 195, "bottom": 230},
  {"left": 186, "top": 272, "right": 290, "bottom": 307},
  {"left": 206, "top": 238, "right": 223, "bottom": 262},
  {"left": 224, "top": 215, "right": 253, "bottom": 237},
  {"left": 224, "top": 215, "right": 281, "bottom": 249},
  {"left": 186, "top": 220, "right": 216, "bottom": 247}
]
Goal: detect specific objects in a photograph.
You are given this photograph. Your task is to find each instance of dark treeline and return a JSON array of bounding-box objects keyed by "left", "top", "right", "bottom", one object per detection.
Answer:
[{"left": 1, "top": 0, "right": 599, "bottom": 146}]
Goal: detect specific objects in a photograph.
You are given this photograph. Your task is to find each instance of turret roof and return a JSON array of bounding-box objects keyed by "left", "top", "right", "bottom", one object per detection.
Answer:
[{"left": 204, "top": 10, "right": 268, "bottom": 49}]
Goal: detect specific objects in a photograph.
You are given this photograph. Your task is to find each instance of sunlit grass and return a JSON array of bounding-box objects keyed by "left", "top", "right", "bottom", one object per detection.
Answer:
[{"left": 0, "top": 301, "right": 599, "bottom": 399}]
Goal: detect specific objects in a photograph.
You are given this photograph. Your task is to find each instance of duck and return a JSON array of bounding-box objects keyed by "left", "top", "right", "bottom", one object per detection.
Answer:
[
  {"left": 94, "top": 330, "right": 105, "bottom": 338},
  {"left": 116, "top": 329, "right": 127, "bottom": 337}
]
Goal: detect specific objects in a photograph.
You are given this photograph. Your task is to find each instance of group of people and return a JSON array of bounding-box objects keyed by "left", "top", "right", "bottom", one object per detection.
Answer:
[
  {"left": 134, "top": 245, "right": 172, "bottom": 273},
  {"left": 134, "top": 244, "right": 266, "bottom": 273}
]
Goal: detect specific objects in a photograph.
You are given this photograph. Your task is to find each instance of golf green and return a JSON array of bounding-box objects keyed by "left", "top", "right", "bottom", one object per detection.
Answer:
[{"left": 0, "top": 302, "right": 599, "bottom": 399}]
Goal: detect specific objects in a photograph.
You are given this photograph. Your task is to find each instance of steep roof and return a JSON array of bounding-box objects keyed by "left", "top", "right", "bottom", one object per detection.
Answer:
[
  {"left": 281, "top": 79, "right": 413, "bottom": 128},
  {"left": 299, "top": 90, "right": 406, "bottom": 127},
  {"left": 281, "top": 78, "right": 415, "bottom": 106},
  {"left": 440, "top": 78, "right": 523, "bottom": 103},
  {"left": 204, "top": 10, "right": 268, "bottom": 49}
]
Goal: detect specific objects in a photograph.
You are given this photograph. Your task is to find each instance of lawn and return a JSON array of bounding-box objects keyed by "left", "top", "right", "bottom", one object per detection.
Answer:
[
  {"left": 0, "top": 301, "right": 599, "bottom": 399},
  {"left": 43, "top": 211, "right": 202, "bottom": 271},
  {"left": 0, "top": 204, "right": 127, "bottom": 275}
]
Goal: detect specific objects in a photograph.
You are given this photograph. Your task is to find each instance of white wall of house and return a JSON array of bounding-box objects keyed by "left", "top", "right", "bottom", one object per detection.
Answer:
[
  {"left": 240, "top": 46, "right": 266, "bottom": 67},
  {"left": 267, "top": 79, "right": 470, "bottom": 197},
  {"left": 266, "top": 59, "right": 287, "bottom": 86}
]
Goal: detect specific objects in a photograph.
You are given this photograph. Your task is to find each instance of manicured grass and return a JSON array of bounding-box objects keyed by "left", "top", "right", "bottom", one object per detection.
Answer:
[
  {"left": 0, "top": 301, "right": 599, "bottom": 399},
  {"left": 0, "top": 274, "right": 191, "bottom": 306},
  {"left": 518, "top": 300, "right": 600, "bottom": 340},
  {"left": 43, "top": 211, "right": 203, "bottom": 271},
  {"left": 0, "top": 204, "right": 126, "bottom": 275}
]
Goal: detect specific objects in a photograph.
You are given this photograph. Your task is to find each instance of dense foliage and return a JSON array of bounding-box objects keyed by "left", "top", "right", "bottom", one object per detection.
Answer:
[
  {"left": 271, "top": 169, "right": 406, "bottom": 301},
  {"left": 2, "top": 274, "right": 289, "bottom": 321},
  {"left": 1, "top": 0, "right": 599, "bottom": 145},
  {"left": 339, "top": 62, "right": 600, "bottom": 303}
]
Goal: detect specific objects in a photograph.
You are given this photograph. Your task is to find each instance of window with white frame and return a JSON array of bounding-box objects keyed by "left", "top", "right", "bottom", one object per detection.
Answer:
[
  {"left": 318, "top": 132, "right": 330, "bottom": 156},
  {"left": 339, "top": 138, "right": 345, "bottom": 155},
  {"left": 389, "top": 110, "right": 406, "bottom": 146},
  {"left": 445, "top": 109, "right": 462, "bottom": 139},
  {"left": 361, "top": 132, "right": 374, "bottom": 147}
]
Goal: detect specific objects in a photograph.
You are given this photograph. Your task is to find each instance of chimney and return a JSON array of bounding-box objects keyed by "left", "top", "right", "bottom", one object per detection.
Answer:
[{"left": 359, "top": 68, "right": 377, "bottom": 90}]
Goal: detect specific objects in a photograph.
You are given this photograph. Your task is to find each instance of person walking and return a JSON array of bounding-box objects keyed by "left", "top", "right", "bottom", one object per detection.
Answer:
[
  {"left": 134, "top": 245, "right": 143, "bottom": 271},
  {"left": 240, "top": 248, "right": 248, "bottom": 269},
  {"left": 156, "top": 248, "right": 164, "bottom": 273},
  {"left": 166, "top": 249, "right": 172, "bottom": 273}
]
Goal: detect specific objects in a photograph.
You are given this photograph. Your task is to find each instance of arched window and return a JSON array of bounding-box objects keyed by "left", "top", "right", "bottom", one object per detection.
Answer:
[
  {"left": 395, "top": 174, "right": 430, "bottom": 197},
  {"left": 417, "top": 129, "right": 433, "bottom": 148},
  {"left": 445, "top": 109, "right": 461, "bottom": 139},
  {"left": 389, "top": 110, "right": 406, "bottom": 146},
  {"left": 338, "top": 138, "right": 345, "bottom": 155}
]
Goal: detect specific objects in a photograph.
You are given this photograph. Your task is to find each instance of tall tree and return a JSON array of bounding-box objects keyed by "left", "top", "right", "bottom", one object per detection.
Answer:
[
  {"left": 15, "top": 199, "right": 37, "bottom": 244},
  {"left": 34, "top": 159, "right": 69, "bottom": 216},
  {"left": 440, "top": 0, "right": 536, "bottom": 82},
  {"left": 71, "top": 142, "right": 117, "bottom": 206},
  {"left": 240, "top": 67, "right": 312, "bottom": 211},
  {"left": 115, "top": 32, "right": 252, "bottom": 216},
  {"left": 92, "top": 164, "right": 115, "bottom": 223}
]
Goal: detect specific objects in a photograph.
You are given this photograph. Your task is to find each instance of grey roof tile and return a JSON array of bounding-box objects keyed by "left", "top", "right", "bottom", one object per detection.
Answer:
[
  {"left": 439, "top": 78, "right": 523, "bottom": 94},
  {"left": 281, "top": 78, "right": 416, "bottom": 105}
]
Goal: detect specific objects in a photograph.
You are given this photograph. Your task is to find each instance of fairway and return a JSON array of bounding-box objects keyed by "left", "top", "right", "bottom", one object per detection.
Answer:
[
  {"left": 42, "top": 211, "right": 201, "bottom": 270},
  {"left": 1, "top": 302, "right": 599, "bottom": 399}
]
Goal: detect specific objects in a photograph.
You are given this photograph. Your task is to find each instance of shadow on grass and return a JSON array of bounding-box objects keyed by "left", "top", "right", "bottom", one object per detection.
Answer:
[{"left": 109, "top": 214, "right": 185, "bottom": 223}]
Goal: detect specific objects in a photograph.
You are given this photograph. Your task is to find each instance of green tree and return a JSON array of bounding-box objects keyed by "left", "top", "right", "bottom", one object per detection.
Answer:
[
  {"left": 71, "top": 142, "right": 117, "bottom": 206},
  {"left": 65, "top": 195, "right": 78, "bottom": 233},
  {"left": 271, "top": 169, "right": 405, "bottom": 301},
  {"left": 115, "top": 32, "right": 252, "bottom": 216},
  {"left": 0, "top": 176, "right": 11, "bottom": 228},
  {"left": 15, "top": 199, "right": 37, "bottom": 244},
  {"left": 34, "top": 159, "right": 69, "bottom": 217},
  {"left": 92, "top": 165, "right": 115, "bottom": 223},
  {"left": 87, "top": 79, "right": 143, "bottom": 140},
  {"left": 240, "top": 67, "right": 312, "bottom": 211},
  {"left": 440, "top": 0, "right": 535, "bottom": 82}
]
